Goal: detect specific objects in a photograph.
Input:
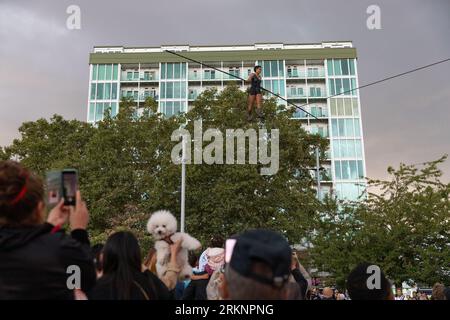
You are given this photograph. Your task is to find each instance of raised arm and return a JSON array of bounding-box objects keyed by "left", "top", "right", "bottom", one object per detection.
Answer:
[{"left": 246, "top": 72, "right": 254, "bottom": 83}]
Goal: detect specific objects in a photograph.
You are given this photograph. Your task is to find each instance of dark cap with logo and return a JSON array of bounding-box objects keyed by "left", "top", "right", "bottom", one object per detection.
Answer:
[{"left": 227, "top": 229, "right": 292, "bottom": 287}]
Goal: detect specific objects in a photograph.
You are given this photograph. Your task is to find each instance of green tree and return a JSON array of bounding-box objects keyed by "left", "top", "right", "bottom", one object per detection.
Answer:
[
  {"left": 141, "top": 85, "right": 327, "bottom": 244},
  {"left": 311, "top": 156, "right": 450, "bottom": 288},
  {"left": 2, "top": 115, "right": 94, "bottom": 176},
  {"left": 2, "top": 86, "right": 327, "bottom": 249}
]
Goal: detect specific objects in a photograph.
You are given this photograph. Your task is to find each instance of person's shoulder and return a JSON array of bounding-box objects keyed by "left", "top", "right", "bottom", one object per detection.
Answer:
[{"left": 142, "top": 269, "right": 166, "bottom": 287}]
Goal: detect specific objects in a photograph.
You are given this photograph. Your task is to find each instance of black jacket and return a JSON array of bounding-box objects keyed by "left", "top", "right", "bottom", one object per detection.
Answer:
[
  {"left": 291, "top": 268, "right": 308, "bottom": 299},
  {"left": 89, "top": 270, "right": 172, "bottom": 300},
  {"left": 0, "top": 223, "right": 96, "bottom": 300},
  {"left": 182, "top": 272, "right": 209, "bottom": 300}
]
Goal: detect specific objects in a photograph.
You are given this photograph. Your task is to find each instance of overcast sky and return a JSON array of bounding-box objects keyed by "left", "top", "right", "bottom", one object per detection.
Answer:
[{"left": 0, "top": 0, "right": 449, "bottom": 181}]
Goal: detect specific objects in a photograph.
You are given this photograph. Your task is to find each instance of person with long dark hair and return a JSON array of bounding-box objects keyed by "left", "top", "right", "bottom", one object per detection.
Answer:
[{"left": 89, "top": 231, "right": 171, "bottom": 300}]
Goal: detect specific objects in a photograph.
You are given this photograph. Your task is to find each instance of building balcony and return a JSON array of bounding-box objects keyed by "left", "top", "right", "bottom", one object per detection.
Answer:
[
  {"left": 287, "top": 92, "right": 307, "bottom": 99},
  {"left": 140, "top": 74, "right": 158, "bottom": 81},
  {"left": 307, "top": 70, "right": 325, "bottom": 78},
  {"left": 223, "top": 73, "right": 241, "bottom": 80},
  {"left": 293, "top": 109, "right": 329, "bottom": 121},
  {"left": 188, "top": 92, "right": 199, "bottom": 100},
  {"left": 287, "top": 71, "right": 306, "bottom": 78},
  {"left": 121, "top": 72, "right": 158, "bottom": 82},
  {"left": 286, "top": 69, "right": 325, "bottom": 79},
  {"left": 120, "top": 92, "right": 158, "bottom": 101},
  {"left": 203, "top": 73, "right": 221, "bottom": 81},
  {"left": 188, "top": 73, "right": 201, "bottom": 81}
]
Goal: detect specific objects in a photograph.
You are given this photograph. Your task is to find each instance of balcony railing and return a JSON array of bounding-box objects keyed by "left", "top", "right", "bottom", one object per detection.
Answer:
[
  {"left": 203, "top": 73, "right": 220, "bottom": 80},
  {"left": 140, "top": 74, "right": 158, "bottom": 81},
  {"left": 188, "top": 73, "right": 201, "bottom": 81},
  {"left": 287, "top": 71, "right": 306, "bottom": 78},
  {"left": 121, "top": 72, "right": 158, "bottom": 82},
  {"left": 120, "top": 92, "right": 158, "bottom": 101},
  {"left": 188, "top": 91, "right": 201, "bottom": 100},
  {"left": 307, "top": 70, "right": 325, "bottom": 78},
  {"left": 287, "top": 92, "right": 306, "bottom": 99},
  {"left": 223, "top": 73, "right": 241, "bottom": 80}
]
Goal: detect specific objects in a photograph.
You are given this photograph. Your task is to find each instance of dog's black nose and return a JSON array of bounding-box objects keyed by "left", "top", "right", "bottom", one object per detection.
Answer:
[{"left": 158, "top": 230, "right": 162, "bottom": 234}]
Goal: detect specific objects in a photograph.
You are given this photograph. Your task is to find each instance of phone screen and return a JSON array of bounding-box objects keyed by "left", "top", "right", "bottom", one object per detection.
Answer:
[{"left": 62, "top": 171, "right": 78, "bottom": 206}]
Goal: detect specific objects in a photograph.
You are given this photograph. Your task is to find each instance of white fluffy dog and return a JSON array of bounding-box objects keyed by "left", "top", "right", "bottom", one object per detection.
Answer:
[{"left": 147, "top": 210, "right": 201, "bottom": 279}]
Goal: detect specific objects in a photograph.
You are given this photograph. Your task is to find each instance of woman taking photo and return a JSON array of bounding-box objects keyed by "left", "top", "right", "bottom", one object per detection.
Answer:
[{"left": 0, "top": 160, "right": 95, "bottom": 299}]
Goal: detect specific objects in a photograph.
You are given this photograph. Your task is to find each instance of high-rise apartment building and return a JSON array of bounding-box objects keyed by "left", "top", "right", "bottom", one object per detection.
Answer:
[{"left": 87, "top": 42, "right": 366, "bottom": 201}]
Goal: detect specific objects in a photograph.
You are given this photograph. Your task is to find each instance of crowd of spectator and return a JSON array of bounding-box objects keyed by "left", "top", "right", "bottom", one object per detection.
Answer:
[{"left": 0, "top": 161, "right": 448, "bottom": 300}]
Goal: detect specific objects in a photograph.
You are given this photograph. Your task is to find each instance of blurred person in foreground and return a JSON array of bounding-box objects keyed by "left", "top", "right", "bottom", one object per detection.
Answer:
[
  {"left": 91, "top": 243, "right": 104, "bottom": 279},
  {"left": 290, "top": 250, "right": 310, "bottom": 300},
  {"left": 346, "top": 263, "right": 394, "bottom": 300},
  {"left": 0, "top": 160, "right": 95, "bottom": 299},
  {"left": 219, "top": 229, "right": 292, "bottom": 300},
  {"left": 89, "top": 231, "right": 172, "bottom": 300},
  {"left": 431, "top": 283, "right": 446, "bottom": 300}
]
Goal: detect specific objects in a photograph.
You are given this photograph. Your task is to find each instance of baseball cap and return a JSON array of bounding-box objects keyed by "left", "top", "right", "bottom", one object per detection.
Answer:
[{"left": 226, "top": 229, "right": 292, "bottom": 287}]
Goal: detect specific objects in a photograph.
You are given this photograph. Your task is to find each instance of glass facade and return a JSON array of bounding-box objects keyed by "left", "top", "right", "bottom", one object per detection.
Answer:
[
  {"left": 327, "top": 58, "right": 366, "bottom": 201},
  {"left": 89, "top": 64, "right": 120, "bottom": 121},
  {"left": 159, "top": 63, "right": 188, "bottom": 116}
]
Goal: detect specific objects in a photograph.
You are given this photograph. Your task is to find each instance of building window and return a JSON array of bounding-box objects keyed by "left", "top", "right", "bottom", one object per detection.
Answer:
[
  {"left": 111, "top": 83, "right": 117, "bottom": 99},
  {"left": 111, "top": 102, "right": 118, "bottom": 117},
  {"left": 327, "top": 60, "right": 334, "bottom": 76},
  {"left": 331, "top": 119, "right": 361, "bottom": 137},
  {"left": 104, "top": 83, "right": 111, "bottom": 100},
  {"left": 113, "top": 65, "right": 119, "bottom": 80},
  {"left": 308, "top": 67, "right": 319, "bottom": 77},
  {"left": 309, "top": 87, "right": 321, "bottom": 97},
  {"left": 341, "top": 60, "right": 349, "bottom": 75},
  {"left": 334, "top": 160, "right": 364, "bottom": 181},
  {"left": 261, "top": 60, "right": 284, "bottom": 78},
  {"left": 95, "top": 102, "right": 104, "bottom": 121},
  {"left": 90, "top": 84, "right": 96, "bottom": 100},
  {"left": 105, "top": 65, "right": 112, "bottom": 81},
  {"left": 92, "top": 65, "right": 98, "bottom": 80},
  {"left": 96, "top": 83, "right": 104, "bottom": 100},
  {"left": 89, "top": 103, "right": 95, "bottom": 121}
]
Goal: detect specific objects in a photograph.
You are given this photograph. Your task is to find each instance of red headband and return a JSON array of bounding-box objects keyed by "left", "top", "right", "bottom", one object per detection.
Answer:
[{"left": 10, "top": 174, "right": 28, "bottom": 205}]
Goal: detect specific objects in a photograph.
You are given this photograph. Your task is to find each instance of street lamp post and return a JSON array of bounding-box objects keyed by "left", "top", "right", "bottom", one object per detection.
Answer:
[
  {"left": 316, "top": 147, "right": 321, "bottom": 200},
  {"left": 180, "top": 135, "right": 186, "bottom": 233}
]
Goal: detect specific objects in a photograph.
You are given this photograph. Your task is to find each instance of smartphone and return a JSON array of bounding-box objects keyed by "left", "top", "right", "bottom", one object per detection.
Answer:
[
  {"left": 46, "top": 169, "right": 78, "bottom": 206},
  {"left": 62, "top": 169, "right": 78, "bottom": 206}
]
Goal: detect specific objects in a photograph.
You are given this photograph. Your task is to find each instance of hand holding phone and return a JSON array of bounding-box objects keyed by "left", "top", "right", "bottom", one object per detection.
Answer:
[
  {"left": 46, "top": 169, "right": 78, "bottom": 207},
  {"left": 69, "top": 191, "right": 89, "bottom": 230},
  {"left": 46, "top": 198, "right": 70, "bottom": 227},
  {"left": 62, "top": 170, "right": 78, "bottom": 206}
]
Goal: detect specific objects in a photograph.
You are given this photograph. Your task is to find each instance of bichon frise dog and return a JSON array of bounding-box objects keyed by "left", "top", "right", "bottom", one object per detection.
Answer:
[{"left": 147, "top": 210, "right": 201, "bottom": 279}]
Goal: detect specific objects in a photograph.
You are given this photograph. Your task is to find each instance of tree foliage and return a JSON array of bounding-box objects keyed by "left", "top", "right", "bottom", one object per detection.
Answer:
[
  {"left": 4, "top": 84, "right": 448, "bottom": 287},
  {"left": 310, "top": 156, "right": 450, "bottom": 288},
  {"left": 2, "top": 86, "right": 326, "bottom": 248}
]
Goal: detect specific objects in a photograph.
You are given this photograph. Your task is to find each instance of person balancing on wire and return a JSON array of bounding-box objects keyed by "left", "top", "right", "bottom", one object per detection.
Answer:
[{"left": 246, "top": 65, "right": 264, "bottom": 121}]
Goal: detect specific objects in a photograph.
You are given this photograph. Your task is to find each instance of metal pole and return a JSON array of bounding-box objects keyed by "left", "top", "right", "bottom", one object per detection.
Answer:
[
  {"left": 180, "top": 135, "right": 186, "bottom": 233},
  {"left": 315, "top": 147, "right": 321, "bottom": 200}
]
